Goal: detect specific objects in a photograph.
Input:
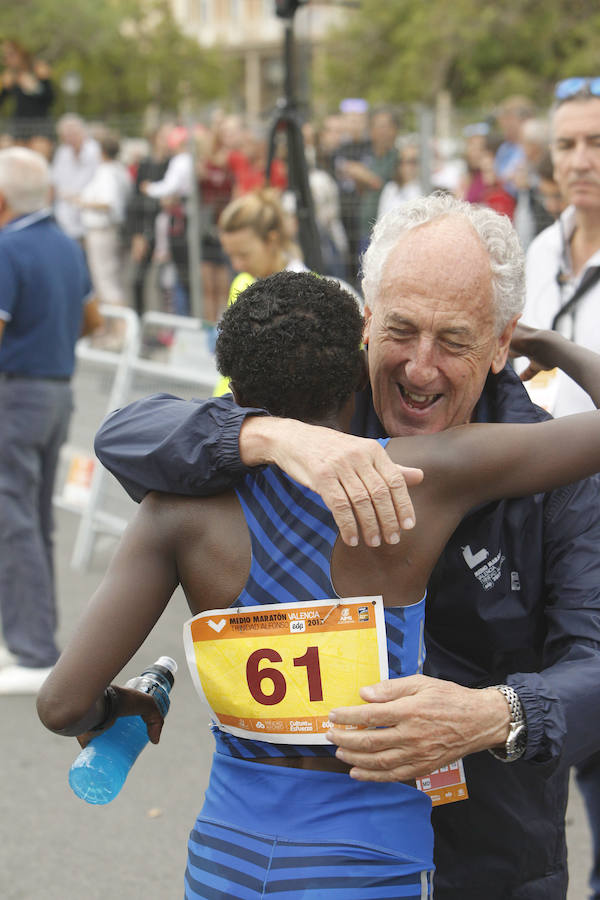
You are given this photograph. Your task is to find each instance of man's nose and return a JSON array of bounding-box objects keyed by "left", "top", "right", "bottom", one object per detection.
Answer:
[
  {"left": 570, "top": 140, "right": 593, "bottom": 170},
  {"left": 404, "top": 339, "right": 438, "bottom": 385}
]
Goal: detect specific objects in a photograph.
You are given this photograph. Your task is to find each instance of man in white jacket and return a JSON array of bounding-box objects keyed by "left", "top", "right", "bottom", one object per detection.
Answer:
[
  {"left": 523, "top": 78, "right": 600, "bottom": 417},
  {"left": 523, "top": 75, "right": 600, "bottom": 900}
]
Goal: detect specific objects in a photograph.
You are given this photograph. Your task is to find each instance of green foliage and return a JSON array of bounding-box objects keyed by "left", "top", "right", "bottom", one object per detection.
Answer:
[
  {"left": 316, "top": 0, "right": 600, "bottom": 112},
  {"left": 0, "top": 0, "right": 229, "bottom": 127}
]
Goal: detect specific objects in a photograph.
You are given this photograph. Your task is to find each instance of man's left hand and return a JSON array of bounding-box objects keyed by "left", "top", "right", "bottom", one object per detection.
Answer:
[{"left": 326, "top": 675, "right": 510, "bottom": 782}]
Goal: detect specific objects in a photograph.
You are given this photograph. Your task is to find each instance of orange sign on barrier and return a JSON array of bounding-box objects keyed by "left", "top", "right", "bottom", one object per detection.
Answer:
[{"left": 62, "top": 454, "right": 95, "bottom": 508}]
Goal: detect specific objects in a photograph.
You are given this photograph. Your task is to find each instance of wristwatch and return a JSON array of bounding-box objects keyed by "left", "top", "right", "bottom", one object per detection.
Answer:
[{"left": 488, "top": 684, "right": 527, "bottom": 762}]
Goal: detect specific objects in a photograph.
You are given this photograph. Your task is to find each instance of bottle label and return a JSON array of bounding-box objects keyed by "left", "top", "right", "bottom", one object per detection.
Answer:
[{"left": 125, "top": 675, "right": 170, "bottom": 718}]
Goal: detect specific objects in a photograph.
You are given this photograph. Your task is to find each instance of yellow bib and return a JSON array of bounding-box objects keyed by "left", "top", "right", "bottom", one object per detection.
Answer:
[{"left": 183, "top": 596, "right": 388, "bottom": 744}]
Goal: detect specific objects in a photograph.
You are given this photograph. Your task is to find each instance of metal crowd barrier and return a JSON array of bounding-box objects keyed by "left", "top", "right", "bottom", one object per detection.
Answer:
[{"left": 54, "top": 306, "right": 219, "bottom": 572}]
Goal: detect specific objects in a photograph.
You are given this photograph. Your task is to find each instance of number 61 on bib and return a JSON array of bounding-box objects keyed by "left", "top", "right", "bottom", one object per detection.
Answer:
[{"left": 183, "top": 596, "right": 388, "bottom": 744}]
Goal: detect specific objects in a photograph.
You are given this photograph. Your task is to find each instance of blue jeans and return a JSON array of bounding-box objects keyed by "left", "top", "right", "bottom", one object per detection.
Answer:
[{"left": 0, "top": 378, "right": 72, "bottom": 667}]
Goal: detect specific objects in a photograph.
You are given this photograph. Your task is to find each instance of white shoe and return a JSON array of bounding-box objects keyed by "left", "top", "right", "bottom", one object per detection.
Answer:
[
  {"left": 0, "top": 646, "right": 16, "bottom": 668},
  {"left": 0, "top": 664, "right": 53, "bottom": 695}
]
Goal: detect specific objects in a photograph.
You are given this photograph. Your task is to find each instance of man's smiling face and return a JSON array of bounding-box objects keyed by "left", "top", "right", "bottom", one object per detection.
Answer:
[{"left": 363, "top": 217, "right": 515, "bottom": 437}]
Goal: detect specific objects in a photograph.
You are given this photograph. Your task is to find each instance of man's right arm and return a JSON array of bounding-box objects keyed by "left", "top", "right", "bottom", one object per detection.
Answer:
[
  {"left": 94, "top": 394, "right": 267, "bottom": 502},
  {"left": 94, "top": 395, "right": 422, "bottom": 546}
]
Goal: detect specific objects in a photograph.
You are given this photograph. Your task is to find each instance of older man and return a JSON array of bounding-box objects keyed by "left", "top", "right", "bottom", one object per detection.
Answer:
[
  {"left": 95, "top": 193, "right": 600, "bottom": 898},
  {"left": 0, "top": 147, "right": 101, "bottom": 693},
  {"left": 523, "top": 76, "right": 600, "bottom": 900},
  {"left": 50, "top": 114, "right": 100, "bottom": 241}
]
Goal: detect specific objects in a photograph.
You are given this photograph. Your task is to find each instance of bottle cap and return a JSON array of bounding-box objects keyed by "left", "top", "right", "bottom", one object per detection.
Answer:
[
  {"left": 142, "top": 656, "right": 177, "bottom": 688},
  {"left": 155, "top": 656, "right": 178, "bottom": 674}
]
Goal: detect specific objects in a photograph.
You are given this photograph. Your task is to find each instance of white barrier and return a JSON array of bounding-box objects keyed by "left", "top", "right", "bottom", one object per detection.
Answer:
[
  {"left": 54, "top": 306, "right": 141, "bottom": 568},
  {"left": 55, "top": 306, "right": 220, "bottom": 572}
]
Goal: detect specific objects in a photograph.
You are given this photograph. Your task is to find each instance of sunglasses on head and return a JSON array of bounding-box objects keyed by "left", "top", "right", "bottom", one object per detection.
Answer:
[{"left": 555, "top": 77, "right": 600, "bottom": 101}]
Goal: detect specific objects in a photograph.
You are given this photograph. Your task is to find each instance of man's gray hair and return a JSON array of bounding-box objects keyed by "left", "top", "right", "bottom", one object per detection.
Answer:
[
  {"left": 361, "top": 193, "right": 525, "bottom": 331},
  {"left": 0, "top": 147, "right": 50, "bottom": 215}
]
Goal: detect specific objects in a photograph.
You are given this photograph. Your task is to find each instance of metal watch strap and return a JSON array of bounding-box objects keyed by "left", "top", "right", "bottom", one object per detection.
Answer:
[{"left": 488, "top": 684, "right": 527, "bottom": 763}]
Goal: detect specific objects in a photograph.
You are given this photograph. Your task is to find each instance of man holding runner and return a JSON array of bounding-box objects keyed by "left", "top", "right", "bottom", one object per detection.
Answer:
[{"left": 95, "top": 194, "right": 600, "bottom": 898}]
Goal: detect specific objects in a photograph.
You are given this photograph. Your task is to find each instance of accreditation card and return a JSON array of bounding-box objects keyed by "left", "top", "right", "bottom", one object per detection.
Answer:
[
  {"left": 416, "top": 759, "right": 469, "bottom": 807},
  {"left": 183, "top": 596, "right": 388, "bottom": 744}
]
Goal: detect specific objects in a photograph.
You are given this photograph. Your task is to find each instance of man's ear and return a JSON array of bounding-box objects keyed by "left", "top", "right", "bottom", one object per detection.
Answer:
[
  {"left": 491, "top": 316, "right": 519, "bottom": 374},
  {"left": 362, "top": 304, "right": 372, "bottom": 346}
]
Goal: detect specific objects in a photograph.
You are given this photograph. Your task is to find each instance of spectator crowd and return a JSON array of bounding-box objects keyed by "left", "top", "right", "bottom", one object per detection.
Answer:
[{"left": 0, "top": 39, "right": 567, "bottom": 328}]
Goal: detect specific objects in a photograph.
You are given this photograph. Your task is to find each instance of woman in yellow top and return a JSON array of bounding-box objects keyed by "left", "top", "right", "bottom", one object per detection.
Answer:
[
  {"left": 213, "top": 188, "right": 363, "bottom": 395},
  {"left": 213, "top": 188, "right": 307, "bottom": 395}
]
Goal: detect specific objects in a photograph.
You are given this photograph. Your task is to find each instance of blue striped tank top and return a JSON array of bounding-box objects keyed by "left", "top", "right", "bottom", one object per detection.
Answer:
[{"left": 212, "top": 449, "right": 426, "bottom": 760}]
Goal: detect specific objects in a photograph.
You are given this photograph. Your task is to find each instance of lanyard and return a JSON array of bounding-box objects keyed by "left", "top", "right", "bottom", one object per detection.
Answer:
[
  {"left": 552, "top": 265, "right": 600, "bottom": 336},
  {"left": 553, "top": 217, "right": 600, "bottom": 337}
]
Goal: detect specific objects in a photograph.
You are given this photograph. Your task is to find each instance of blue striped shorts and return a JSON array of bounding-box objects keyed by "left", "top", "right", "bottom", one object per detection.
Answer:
[{"left": 184, "top": 752, "right": 434, "bottom": 899}]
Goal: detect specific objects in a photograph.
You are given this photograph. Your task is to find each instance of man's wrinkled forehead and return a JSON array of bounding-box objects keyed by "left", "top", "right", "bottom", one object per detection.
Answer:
[{"left": 376, "top": 218, "right": 493, "bottom": 302}]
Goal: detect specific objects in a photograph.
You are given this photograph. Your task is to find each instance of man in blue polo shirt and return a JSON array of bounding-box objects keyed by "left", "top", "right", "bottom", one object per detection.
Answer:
[{"left": 0, "top": 146, "right": 101, "bottom": 694}]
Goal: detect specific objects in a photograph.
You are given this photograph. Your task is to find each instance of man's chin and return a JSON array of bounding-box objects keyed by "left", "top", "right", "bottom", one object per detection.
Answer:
[
  {"left": 382, "top": 408, "right": 446, "bottom": 438},
  {"left": 569, "top": 189, "right": 600, "bottom": 207}
]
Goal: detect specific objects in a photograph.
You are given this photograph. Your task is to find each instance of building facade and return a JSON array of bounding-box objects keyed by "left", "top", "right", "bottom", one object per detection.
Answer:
[{"left": 169, "top": 0, "right": 348, "bottom": 121}]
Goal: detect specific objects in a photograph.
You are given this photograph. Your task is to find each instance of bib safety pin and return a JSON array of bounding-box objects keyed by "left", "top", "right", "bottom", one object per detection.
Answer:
[{"left": 320, "top": 599, "right": 341, "bottom": 624}]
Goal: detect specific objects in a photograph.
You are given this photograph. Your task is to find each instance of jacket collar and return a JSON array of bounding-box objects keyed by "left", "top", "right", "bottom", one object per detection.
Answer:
[
  {"left": 476, "top": 365, "right": 550, "bottom": 425},
  {"left": 1, "top": 208, "right": 53, "bottom": 234}
]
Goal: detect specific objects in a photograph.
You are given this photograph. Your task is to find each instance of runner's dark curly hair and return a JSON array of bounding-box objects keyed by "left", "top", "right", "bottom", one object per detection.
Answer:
[{"left": 215, "top": 271, "right": 364, "bottom": 421}]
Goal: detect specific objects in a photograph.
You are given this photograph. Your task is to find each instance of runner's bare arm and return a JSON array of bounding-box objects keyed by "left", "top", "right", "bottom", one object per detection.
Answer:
[
  {"left": 37, "top": 494, "right": 181, "bottom": 740},
  {"left": 511, "top": 322, "right": 600, "bottom": 404}
]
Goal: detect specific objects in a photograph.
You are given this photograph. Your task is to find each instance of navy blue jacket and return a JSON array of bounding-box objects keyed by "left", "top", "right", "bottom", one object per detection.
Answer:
[{"left": 95, "top": 365, "right": 600, "bottom": 899}]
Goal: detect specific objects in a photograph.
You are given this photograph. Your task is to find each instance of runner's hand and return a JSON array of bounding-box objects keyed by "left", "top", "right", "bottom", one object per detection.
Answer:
[
  {"left": 510, "top": 322, "right": 559, "bottom": 382},
  {"left": 76, "top": 686, "right": 165, "bottom": 748},
  {"left": 239, "top": 417, "right": 423, "bottom": 548}
]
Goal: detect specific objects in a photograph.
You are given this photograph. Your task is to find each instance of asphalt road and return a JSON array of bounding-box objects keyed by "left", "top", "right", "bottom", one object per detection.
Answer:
[{"left": 0, "top": 505, "right": 593, "bottom": 899}]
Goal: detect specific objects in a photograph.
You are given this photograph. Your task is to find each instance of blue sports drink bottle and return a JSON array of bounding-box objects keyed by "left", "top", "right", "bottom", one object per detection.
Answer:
[{"left": 68, "top": 656, "right": 177, "bottom": 805}]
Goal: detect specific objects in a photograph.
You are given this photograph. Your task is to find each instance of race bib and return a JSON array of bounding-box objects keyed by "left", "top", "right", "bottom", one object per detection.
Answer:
[{"left": 183, "top": 596, "right": 388, "bottom": 744}]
